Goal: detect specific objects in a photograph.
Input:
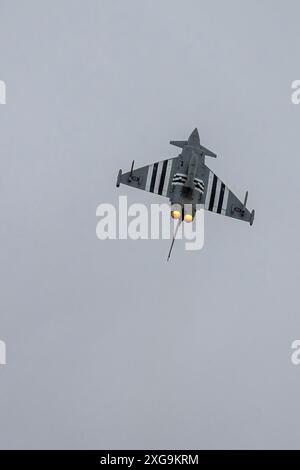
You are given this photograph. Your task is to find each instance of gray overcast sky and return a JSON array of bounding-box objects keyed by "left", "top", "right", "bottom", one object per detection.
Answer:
[{"left": 0, "top": 0, "right": 300, "bottom": 450}]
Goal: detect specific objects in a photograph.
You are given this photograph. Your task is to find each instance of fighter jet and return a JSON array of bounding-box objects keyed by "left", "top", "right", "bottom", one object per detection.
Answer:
[{"left": 116, "top": 128, "right": 255, "bottom": 259}]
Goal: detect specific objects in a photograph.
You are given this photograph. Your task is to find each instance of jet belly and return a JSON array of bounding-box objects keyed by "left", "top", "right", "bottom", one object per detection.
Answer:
[
  {"left": 170, "top": 178, "right": 202, "bottom": 207},
  {"left": 184, "top": 151, "right": 198, "bottom": 190},
  {"left": 169, "top": 150, "right": 203, "bottom": 208}
]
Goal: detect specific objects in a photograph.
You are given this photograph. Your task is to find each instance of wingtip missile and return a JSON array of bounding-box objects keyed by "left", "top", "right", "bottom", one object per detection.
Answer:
[
  {"left": 242, "top": 191, "right": 255, "bottom": 226},
  {"left": 116, "top": 169, "right": 122, "bottom": 187}
]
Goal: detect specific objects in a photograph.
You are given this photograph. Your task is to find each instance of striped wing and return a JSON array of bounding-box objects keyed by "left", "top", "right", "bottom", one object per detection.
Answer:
[
  {"left": 119, "top": 158, "right": 176, "bottom": 198},
  {"left": 203, "top": 166, "right": 252, "bottom": 223}
]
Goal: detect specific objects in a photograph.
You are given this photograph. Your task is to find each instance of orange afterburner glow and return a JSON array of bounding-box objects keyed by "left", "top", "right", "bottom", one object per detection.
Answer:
[
  {"left": 171, "top": 210, "right": 181, "bottom": 220},
  {"left": 184, "top": 214, "right": 193, "bottom": 223}
]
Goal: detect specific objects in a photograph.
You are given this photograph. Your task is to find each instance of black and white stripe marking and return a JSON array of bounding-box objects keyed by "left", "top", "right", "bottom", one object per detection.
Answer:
[
  {"left": 204, "top": 170, "right": 229, "bottom": 215},
  {"left": 194, "top": 177, "right": 205, "bottom": 193},
  {"left": 172, "top": 173, "right": 187, "bottom": 187},
  {"left": 172, "top": 174, "right": 205, "bottom": 193},
  {"left": 145, "top": 159, "right": 173, "bottom": 196}
]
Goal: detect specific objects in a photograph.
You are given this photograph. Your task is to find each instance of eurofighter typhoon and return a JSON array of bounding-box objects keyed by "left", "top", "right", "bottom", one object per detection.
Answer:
[{"left": 116, "top": 128, "right": 255, "bottom": 259}]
